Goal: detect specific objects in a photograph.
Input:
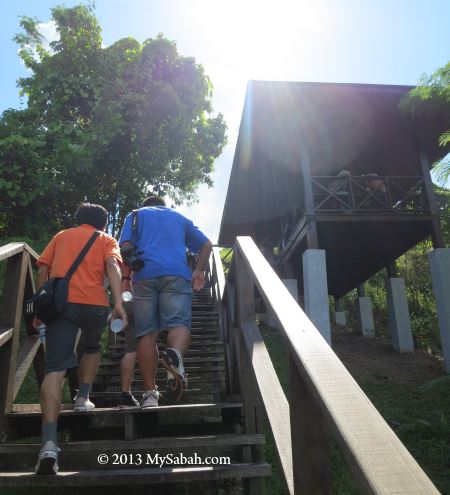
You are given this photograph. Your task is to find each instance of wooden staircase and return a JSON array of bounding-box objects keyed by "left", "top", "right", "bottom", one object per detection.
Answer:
[{"left": 0, "top": 285, "right": 271, "bottom": 492}]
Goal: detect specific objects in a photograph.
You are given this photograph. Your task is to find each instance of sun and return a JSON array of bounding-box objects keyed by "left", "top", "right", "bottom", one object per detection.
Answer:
[{"left": 185, "top": 0, "right": 330, "bottom": 82}]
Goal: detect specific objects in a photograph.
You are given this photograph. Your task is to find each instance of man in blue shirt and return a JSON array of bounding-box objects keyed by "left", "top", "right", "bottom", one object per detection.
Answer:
[{"left": 119, "top": 196, "right": 212, "bottom": 407}]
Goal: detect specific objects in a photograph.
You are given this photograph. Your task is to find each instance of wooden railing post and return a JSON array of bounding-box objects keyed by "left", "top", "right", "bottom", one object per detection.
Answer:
[
  {"left": 0, "top": 251, "right": 29, "bottom": 417},
  {"left": 288, "top": 355, "right": 331, "bottom": 494},
  {"left": 235, "top": 249, "right": 266, "bottom": 494}
]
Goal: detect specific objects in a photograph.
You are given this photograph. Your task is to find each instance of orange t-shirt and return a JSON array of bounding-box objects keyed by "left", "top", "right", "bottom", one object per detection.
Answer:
[{"left": 37, "top": 224, "right": 122, "bottom": 307}]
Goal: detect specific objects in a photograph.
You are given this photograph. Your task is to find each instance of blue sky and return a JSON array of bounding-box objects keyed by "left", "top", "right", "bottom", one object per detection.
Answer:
[{"left": 1, "top": 0, "right": 449, "bottom": 241}]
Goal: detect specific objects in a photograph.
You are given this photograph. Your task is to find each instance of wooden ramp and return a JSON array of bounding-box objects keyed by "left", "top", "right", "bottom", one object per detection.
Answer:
[{"left": 0, "top": 285, "right": 271, "bottom": 492}]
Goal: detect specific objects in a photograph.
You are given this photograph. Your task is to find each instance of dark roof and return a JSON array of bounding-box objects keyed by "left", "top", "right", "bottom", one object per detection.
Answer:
[{"left": 219, "top": 80, "right": 449, "bottom": 246}]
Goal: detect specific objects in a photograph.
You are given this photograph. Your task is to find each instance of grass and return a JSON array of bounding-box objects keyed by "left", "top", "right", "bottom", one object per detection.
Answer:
[{"left": 259, "top": 323, "right": 450, "bottom": 495}]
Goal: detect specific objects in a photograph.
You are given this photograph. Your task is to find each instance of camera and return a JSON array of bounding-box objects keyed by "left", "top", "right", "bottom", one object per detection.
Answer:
[{"left": 120, "top": 244, "right": 145, "bottom": 272}]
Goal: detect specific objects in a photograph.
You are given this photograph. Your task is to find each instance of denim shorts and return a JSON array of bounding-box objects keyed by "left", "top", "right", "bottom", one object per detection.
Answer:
[
  {"left": 45, "top": 303, "right": 109, "bottom": 373},
  {"left": 133, "top": 276, "right": 192, "bottom": 338}
]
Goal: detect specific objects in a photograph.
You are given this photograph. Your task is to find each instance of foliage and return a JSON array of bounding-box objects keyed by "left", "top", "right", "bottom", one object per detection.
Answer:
[
  {"left": 0, "top": 4, "right": 227, "bottom": 238},
  {"left": 401, "top": 61, "right": 450, "bottom": 184}
]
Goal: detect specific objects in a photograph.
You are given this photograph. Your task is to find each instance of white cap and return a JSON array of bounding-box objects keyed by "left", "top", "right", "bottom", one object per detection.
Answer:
[{"left": 110, "top": 318, "right": 124, "bottom": 333}]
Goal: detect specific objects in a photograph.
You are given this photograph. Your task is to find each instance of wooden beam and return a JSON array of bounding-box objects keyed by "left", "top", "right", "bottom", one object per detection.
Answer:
[
  {"left": 288, "top": 354, "right": 331, "bottom": 494},
  {"left": 299, "top": 143, "right": 318, "bottom": 249},
  {"left": 315, "top": 213, "right": 437, "bottom": 222},
  {"left": 419, "top": 149, "right": 445, "bottom": 248},
  {"left": 235, "top": 236, "right": 439, "bottom": 494},
  {"left": 241, "top": 321, "right": 294, "bottom": 495},
  {"left": 276, "top": 214, "right": 308, "bottom": 266},
  {"left": 0, "top": 328, "right": 13, "bottom": 348},
  {"left": 0, "top": 252, "right": 30, "bottom": 415},
  {"left": 13, "top": 335, "right": 41, "bottom": 399},
  {"left": 0, "top": 243, "right": 24, "bottom": 262}
]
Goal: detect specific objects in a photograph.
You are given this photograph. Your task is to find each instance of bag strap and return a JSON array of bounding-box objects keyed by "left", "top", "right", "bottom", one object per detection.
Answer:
[
  {"left": 65, "top": 230, "right": 101, "bottom": 280},
  {"left": 131, "top": 209, "right": 139, "bottom": 244}
]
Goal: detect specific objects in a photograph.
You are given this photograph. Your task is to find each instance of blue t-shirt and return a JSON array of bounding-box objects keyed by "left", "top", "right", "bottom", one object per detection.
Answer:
[{"left": 118, "top": 207, "right": 209, "bottom": 282}]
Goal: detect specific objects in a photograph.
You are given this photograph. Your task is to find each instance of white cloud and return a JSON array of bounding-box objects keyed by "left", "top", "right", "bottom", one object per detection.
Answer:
[{"left": 37, "top": 20, "right": 59, "bottom": 49}]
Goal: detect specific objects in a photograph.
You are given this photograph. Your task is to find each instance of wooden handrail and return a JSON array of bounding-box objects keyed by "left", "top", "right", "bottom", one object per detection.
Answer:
[
  {"left": 209, "top": 237, "right": 439, "bottom": 494},
  {"left": 0, "top": 242, "right": 39, "bottom": 262}
]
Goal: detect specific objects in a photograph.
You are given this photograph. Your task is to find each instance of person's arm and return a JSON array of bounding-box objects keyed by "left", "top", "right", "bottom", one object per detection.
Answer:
[
  {"left": 120, "top": 241, "right": 133, "bottom": 292},
  {"left": 36, "top": 264, "right": 50, "bottom": 290},
  {"left": 106, "top": 256, "right": 128, "bottom": 329},
  {"left": 192, "top": 240, "right": 213, "bottom": 291}
]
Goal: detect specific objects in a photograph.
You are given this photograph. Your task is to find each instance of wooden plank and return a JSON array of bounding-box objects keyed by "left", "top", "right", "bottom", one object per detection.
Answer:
[
  {"left": 0, "top": 252, "right": 29, "bottom": 415},
  {"left": 236, "top": 236, "right": 439, "bottom": 494},
  {"left": 0, "top": 327, "right": 13, "bottom": 348},
  {"left": 9, "top": 402, "right": 243, "bottom": 416},
  {"left": 0, "top": 243, "right": 24, "bottom": 262},
  {"left": 212, "top": 247, "right": 226, "bottom": 300},
  {"left": 315, "top": 213, "right": 437, "bottom": 222},
  {"left": 241, "top": 321, "right": 294, "bottom": 495},
  {"left": 0, "top": 463, "right": 271, "bottom": 487},
  {"left": 0, "top": 434, "right": 265, "bottom": 453},
  {"left": 419, "top": 149, "right": 444, "bottom": 248},
  {"left": 288, "top": 353, "right": 331, "bottom": 494},
  {"left": 13, "top": 335, "right": 41, "bottom": 399}
]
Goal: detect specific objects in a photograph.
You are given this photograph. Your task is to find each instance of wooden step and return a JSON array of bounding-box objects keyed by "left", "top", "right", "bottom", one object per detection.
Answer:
[
  {"left": 94, "top": 377, "right": 223, "bottom": 388},
  {"left": 95, "top": 365, "right": 225, "bottom": 377},
  {"left": 99, "top": 356, "right": 225, "bottom": 368},
  {"left": 7, "top": 402, "right": 242, "bottom": 417},
  {"left": 104, "top": 349, "right": 225, "bottom": 359},
  {"left": 0, "top": 434, "right": 265, "bottom": 471},
  {"left": 108, "top": 340, "right": 224, "bottom": 351},
  {"left": 0, "top": 463, "right": 271, "bottom": 487}
]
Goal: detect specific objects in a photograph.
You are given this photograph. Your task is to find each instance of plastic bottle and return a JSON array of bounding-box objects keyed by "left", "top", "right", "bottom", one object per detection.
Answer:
[
  {"left": 122, "top": 291, "right": 133, "bottom": 302},
  {"left": 38, "top": 323, "right": 46, "bottom": 345}
]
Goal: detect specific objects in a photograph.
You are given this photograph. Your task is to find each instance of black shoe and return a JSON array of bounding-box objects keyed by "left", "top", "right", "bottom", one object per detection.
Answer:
[
  {"left": 160, "top": 348, "right": 188, "bottom": 402},
  {"left": 118, "top": 392, "right": 140, "bottom": 408}
]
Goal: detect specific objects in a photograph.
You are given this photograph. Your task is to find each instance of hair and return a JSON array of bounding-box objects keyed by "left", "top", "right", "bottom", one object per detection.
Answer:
[
  {"left": 142, "top": 195, "right": 166, "bottom": 207},
  {"left": 75, "top": 203, "right": 108, "bottom": 230}
]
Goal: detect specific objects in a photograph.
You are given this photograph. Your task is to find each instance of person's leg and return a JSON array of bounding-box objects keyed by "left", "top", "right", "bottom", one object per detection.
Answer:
[
  {"left": 137, "top": 333, "right": 159, "bottom": 391},
  {"left": 159, "top": 276, "right": 192, "bottom": 401},
  {"left": 166, "top": 326, "right": 191, "bottom": 356},
  {"left": 133, "top": 280, "right": 161, "bottom": 407},
  {"left": 74, "top": 304, "right": 109, "bottom": 409},
  {"left": 36, "top": 307, "right": 79, "bottom": 474},
  {"left": 40, "top": 370, "right": 66, "bottom": 424},
  {"left": 121, "top": 351, "right": 137, "bottom": 392}
]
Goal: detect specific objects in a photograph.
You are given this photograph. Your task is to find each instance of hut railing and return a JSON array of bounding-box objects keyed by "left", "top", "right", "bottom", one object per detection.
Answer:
[
  {"left": 0, "top": 243, "right": 44, "bottom": 430},
  {"left": 208, "top": 236, "right": 439, "bottom": 494},
  {"left": 311, "top": 175, "right": 430, "bottom": 214}
]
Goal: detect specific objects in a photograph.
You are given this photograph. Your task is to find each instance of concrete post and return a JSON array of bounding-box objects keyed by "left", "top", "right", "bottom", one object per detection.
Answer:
[
  {"left": 357, "top": 297, "right": 375, "bottom": 337},
  {"left": 428, "top": 249, "right": 450, "bottom": 373},
  {"left": 386, "top": 278, "right": 414, "bottom": 353},
  {"left": 303, "top": 250, "right": 331, "bottom": 344},
  {"left": 334, "top": 298, "right": 346, "bottom": 326}
]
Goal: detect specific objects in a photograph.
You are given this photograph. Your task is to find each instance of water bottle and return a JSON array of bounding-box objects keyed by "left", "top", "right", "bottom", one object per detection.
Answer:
[
  {"left": 38, "top": 324, "right": 46, "bottom": 345},
  {"left": 122, "top": 291, "right": 133, "bottom": 302}
]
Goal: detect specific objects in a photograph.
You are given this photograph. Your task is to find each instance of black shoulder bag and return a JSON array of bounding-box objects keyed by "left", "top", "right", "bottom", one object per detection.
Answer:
[{"left": 26, "top": 230, "right": 100, "bottom": 324}]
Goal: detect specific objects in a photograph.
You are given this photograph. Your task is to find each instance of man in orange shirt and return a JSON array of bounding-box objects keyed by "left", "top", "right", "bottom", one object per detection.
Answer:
[{"left": 34, "top": 203, "right": 127, "bottom": 475}]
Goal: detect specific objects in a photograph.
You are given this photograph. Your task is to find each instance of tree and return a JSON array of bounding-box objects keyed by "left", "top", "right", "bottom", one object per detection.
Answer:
[
  {"left": 1, "top": 4, "right": 227, "bottom": 238},
  {"left": 401, "top": 61, "right": 450, "bottom": 184}
]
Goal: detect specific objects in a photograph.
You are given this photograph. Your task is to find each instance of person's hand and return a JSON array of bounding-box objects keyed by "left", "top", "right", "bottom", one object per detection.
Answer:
[
  {"left": 32, "top": 316, "right": 43, "bottom": 331},
  {"left": 113, "top": 303, "right": 128, "bottom": 330},
  {"left": 121, "top": 278, "right": 131, "bottom": 292},
  {"left": 192, "top": 270, "right": 205, "bottom": 291}
]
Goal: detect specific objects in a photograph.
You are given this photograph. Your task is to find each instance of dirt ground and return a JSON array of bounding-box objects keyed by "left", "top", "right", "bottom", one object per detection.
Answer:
[{"left": 331, "top": 324, "right": 446, "bottom": 384}]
